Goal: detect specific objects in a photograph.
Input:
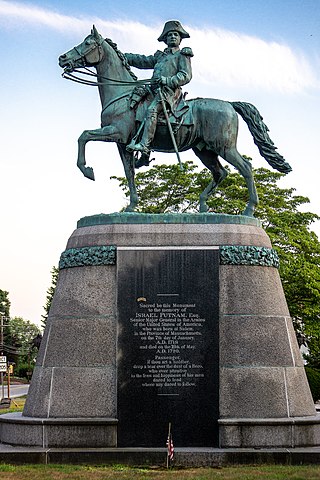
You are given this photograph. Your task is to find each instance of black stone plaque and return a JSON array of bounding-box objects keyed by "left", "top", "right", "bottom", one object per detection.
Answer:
[{"left": 117, "top": 248, "right": 219, "bottom": 447}]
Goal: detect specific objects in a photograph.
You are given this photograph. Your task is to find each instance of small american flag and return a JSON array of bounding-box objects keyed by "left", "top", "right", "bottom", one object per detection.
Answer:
[{"left": 166, "top": 428, "right": 174, "bottom": 461}]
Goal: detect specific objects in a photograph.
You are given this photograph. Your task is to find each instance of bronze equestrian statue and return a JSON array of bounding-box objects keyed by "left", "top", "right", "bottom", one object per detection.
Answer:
[{"left": 58, "top": 22, "right": 291, "bottom": 216}]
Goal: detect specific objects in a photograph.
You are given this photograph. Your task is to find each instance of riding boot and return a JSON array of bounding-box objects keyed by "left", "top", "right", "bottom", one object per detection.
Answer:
[{"left": 132, "top": 112, "right": 158, "bottom": 154}]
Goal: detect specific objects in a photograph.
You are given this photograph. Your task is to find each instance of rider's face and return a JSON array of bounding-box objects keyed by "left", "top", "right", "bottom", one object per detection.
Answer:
[{"left": 166, "top": 31, "right": 181, "bottom": 48}]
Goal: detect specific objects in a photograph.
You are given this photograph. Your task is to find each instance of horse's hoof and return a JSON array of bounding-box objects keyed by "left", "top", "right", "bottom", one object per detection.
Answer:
[
  {"left": 124, "top": 205, "right": 136, "bottom": 212},
  {"left": 242, "top": 207, "right": 254, "bottom": 217},
  {"left": 199, "top": 204, "right": 208, "bottom": 213},
  {"left": 84, "top": 167, "right": 95, "bottom": 181}
]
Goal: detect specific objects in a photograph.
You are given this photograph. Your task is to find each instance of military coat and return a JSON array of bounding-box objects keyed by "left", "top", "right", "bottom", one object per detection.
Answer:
[{"left": 125, "top": 47, "right": 193, "bottom": 114}]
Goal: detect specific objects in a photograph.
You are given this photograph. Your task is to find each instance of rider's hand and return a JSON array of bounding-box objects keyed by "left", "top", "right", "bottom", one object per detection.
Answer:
[{"left": 160, "top": 76, "right": 167, "bottom": 85}]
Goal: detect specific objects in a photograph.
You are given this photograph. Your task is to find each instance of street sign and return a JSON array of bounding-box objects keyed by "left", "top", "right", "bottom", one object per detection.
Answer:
[
  {"left": 0, "top": 356, "right": 6, "bottom": 363},
  {"left": 0, "top": 364, "right": 7, "bottom": 373}
]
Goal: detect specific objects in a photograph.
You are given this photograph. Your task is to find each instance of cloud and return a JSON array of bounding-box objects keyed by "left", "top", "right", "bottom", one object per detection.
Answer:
[
  {"left": 0, "top": 0, "right": 318, "bottom": 93},
  {"left": 0, "top": 0, "right": 85, "bottom": 31},
  {"left": 189, "top": 27, "right": 318, "bottom": 93}
]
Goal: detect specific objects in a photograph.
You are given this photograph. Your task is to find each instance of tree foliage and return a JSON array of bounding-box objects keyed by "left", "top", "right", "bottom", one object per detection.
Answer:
[
  {"left": 41, "top": 266, "right": 59, "bottom": 328},
  {"left": 0, "top": 289, "right": 11, "bottom": 356},
  {"left": 0, "top": 289, "right": 10, "bottom": 317},
  {"left": 0, "top": 290, "right": 42, "bottom": 370},
  {"left": 112, "top": 160, "right": 320, "bottom": 364},
  {"left": 6, "top": 316, "right": 41, "bottom": 365}
]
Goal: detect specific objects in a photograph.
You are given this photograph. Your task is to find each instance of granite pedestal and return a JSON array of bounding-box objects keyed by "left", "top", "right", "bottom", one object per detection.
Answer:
[{"left": 1, "top": 213, "right": 319, "bottom": 449}]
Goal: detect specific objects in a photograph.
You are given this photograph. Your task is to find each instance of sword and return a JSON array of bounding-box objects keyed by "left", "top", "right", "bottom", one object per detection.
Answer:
[{"left": 158, "top": 88, "right": 183, "bottom": 170}]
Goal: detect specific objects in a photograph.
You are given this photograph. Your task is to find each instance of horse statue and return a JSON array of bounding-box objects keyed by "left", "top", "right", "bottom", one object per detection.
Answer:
[{"left": 58, "top": 26, "right": 291, "bottom": 217}]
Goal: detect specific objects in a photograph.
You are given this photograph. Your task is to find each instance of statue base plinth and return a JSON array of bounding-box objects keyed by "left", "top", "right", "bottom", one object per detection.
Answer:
[
  {"left": 0, "top": 414, "right": 117, "bottom": 448},
  {"left": 219, "top": 416, "right": 320, "bottom": 448},
  {"left": 0, "top": 213, "right": 319, "bottom": 450}
]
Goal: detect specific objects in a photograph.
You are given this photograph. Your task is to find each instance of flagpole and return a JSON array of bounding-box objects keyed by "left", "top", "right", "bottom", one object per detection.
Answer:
[{"left": 166, "top": 422, "right": 172, "bottom": 469}]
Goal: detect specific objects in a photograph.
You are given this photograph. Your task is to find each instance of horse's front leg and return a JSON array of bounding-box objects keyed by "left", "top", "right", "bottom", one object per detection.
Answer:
[{"left": 77, "top": 125, "right": 118, "bottom": 180}]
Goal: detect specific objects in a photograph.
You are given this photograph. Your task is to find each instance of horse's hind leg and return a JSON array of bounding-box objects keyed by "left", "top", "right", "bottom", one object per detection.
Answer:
[
  {"left": 117, "top": 144, "right": 139, "bottom": 211},
  {"left": 222, "top": 147, "right": 259, "bottom": 217},
  {"left": 193, "top": 147, "right": 228, "bottom": 212}
]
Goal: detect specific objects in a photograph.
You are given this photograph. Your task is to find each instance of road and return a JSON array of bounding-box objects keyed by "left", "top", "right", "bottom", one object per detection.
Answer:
[{"left": 0, "top": 384, "right": 29, "bottom": 399}]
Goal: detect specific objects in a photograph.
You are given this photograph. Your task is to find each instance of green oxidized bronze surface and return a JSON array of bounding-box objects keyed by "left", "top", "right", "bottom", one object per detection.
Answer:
[
  {"left": 59, "top": 245, "right": 116, "bottom": 270},
  {"left": 58, "top": 25, "right": 291, "bottom": 218},
  {"left": 59, "top": 244, "right": 278, "bottom": 270},
  {"left": 220, "top": 245, "right": 279, "bottom": 268},
  {"left": 77, "top": 212, "right": 261, "bottom": 228}
]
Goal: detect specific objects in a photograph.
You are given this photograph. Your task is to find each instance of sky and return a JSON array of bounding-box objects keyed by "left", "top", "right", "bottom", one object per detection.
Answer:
[{"left": 0, "top": 0, "right": 319, "bottom": 326}]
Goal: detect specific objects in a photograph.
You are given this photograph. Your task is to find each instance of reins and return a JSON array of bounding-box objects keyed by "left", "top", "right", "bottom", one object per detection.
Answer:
[{"left": 62, "top": 66, "right": 154, "bottom": 88}]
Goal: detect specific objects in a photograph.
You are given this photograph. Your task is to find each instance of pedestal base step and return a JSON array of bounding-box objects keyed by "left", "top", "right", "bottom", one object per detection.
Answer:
[
  {"left": 1, "top": 445, "right": 320, "bottom": 466},
  {"left": 0, "top": 413, "right": 117, "bottom": 448},
  {"left": 219, "top": 415, "right": 320, "bottom": 448}
]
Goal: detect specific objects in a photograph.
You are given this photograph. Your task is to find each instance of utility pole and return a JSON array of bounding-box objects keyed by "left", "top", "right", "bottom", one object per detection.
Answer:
[
  {"left": 0, "top": 315, "right": 4, "bottom": 399},
  {"left": 0, "top": 314, "right": 10, "bottom": 400}
]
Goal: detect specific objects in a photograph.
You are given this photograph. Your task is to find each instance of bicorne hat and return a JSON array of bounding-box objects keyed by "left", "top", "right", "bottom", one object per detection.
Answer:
[{"left": 158, "top": 20, "right": 190, "bottom": 42}]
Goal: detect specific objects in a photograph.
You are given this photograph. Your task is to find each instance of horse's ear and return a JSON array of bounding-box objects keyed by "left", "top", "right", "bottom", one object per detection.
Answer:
[{"left": 92, "top": 25, "right": 99, "bottom": 39}]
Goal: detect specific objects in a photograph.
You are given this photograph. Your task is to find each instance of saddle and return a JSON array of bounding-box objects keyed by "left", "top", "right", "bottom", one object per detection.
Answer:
[
  {"left": 130, "top": 86, "right": 194, "bottom": 132},
  {"left": 128, "top": 87, "right": 195, "bottom": 168}
]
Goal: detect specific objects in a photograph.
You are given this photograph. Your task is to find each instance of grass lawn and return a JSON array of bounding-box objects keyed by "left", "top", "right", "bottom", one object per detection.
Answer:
[
  {"left": 0, "top": 396, "right": 26, "bottom": 415},
  {"left": 0, "top": 398, "right": 319, "bottom": 478},
  {"left": 0, "top": 464, "right": 320, "bottom": 480}
]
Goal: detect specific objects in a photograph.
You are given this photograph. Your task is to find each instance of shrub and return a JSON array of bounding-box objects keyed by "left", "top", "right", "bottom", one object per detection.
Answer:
[
  {"left": 15, "top": 363, "right": 34, "bottom": 380},
  {"left": 305, "top": 366, "right": 320, "bottom": 402}
]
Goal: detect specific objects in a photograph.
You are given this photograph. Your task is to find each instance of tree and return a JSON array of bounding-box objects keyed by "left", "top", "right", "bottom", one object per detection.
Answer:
[
  {"left": 112, "top": 161, "right": 209, "bottom": 214},
  {"left": 0, "top": 289, "right": 11, "bottom": 356},
  {"left": 41, "top": 266, "right": 59, "bottom": 329},
  {"left": 112, "top": 161, "right": 320, "bottom": 364},
  {"left": 0, "top": 290, "right": 41, "bottom": 377},
  {"left": 0, "top": 289, "right": 10, "bottom": 317},
  {"left": 5, "top": 317, "right": 41, "bottom": 366}
]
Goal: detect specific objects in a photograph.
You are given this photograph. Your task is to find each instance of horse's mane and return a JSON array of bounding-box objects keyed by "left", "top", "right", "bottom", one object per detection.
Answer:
[{"left": 104, "top": 37, "right": 138, "bottom": 81}]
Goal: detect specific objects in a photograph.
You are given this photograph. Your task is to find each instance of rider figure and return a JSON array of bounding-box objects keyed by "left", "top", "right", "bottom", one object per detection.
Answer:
[{"left": 125, "top": 20, "right": 193, "bottom": 155}]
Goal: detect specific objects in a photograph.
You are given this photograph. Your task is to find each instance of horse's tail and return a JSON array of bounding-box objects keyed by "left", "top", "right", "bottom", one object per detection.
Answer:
[{"left": 230, "top": 101, "right": 292, "bottom": 174}]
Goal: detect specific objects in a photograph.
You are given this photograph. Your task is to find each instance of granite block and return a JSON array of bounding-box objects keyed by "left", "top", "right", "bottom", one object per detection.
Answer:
[
  {"left": 285, "top": 318, "right": 304, "bottom": 367},
  {"left": 220, "top": 265, "right": 290, "bottom": 316},
  {"left": 47, "top": 448, "right": 167, "bottom": 466},
  {"left": 219, "top": 423, "right": 293, "bottom": 448},
  {"left": 35, "top": 322, "right": 51, "bottom": 367},
  {"left": 48, "top": 367, "right": 116, "bottom": 418},
  {"left": 66, "top": 223, "right": 272, "bottom": 249},
  {"left": 0, "top": 451, "right": 47, "bottom": 464},
  {"left": 220, "top": 367, "right": 289, "bottom": 418},
  {"left": 44, "top": 423, "right": 117, "bottom": 448},
  {"left": 220, "top": 315, "right": 297, "bottom": 367},
  {"left": 285, "top": 367, "right": 316, "bottom": 417},
  {"left": 0, "top": 414, "right": 118, "bottom": 448},
  {"left": 0, "top": 418, "right": 44, "bottom": 447},
  {"left": 41, "top": 317, "right": 116, "bottom": 368},
  {"left": 23, "top": 367, "right": 53, "bottom": 418},
  {"left": 49, "top": 265, "right": 116, "bottom": 317},
  {"left": 294, "top": 420, "right": 320, "bottom": 446},
  {"left": 219, "top": 415, "right": 320, "bottom": 448}
]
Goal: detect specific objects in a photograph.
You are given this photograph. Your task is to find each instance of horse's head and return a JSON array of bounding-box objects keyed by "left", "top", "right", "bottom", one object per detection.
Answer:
[{"left": 59, "top": 25, "right": 104, "bottom": 72}]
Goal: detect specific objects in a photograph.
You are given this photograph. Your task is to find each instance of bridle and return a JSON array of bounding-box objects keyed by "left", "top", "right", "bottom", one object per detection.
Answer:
[{"left": 61, "top": 36, "right": 154, "bottom": 88}]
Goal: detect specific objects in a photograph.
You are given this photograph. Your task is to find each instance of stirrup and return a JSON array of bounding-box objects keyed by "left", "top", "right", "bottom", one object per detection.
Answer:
[
  {"left": 131, "top": 142, "right": 150, "bottom": 155},
  {"left": 126, "top": 140, "right": 136, "bottom": 153}
]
